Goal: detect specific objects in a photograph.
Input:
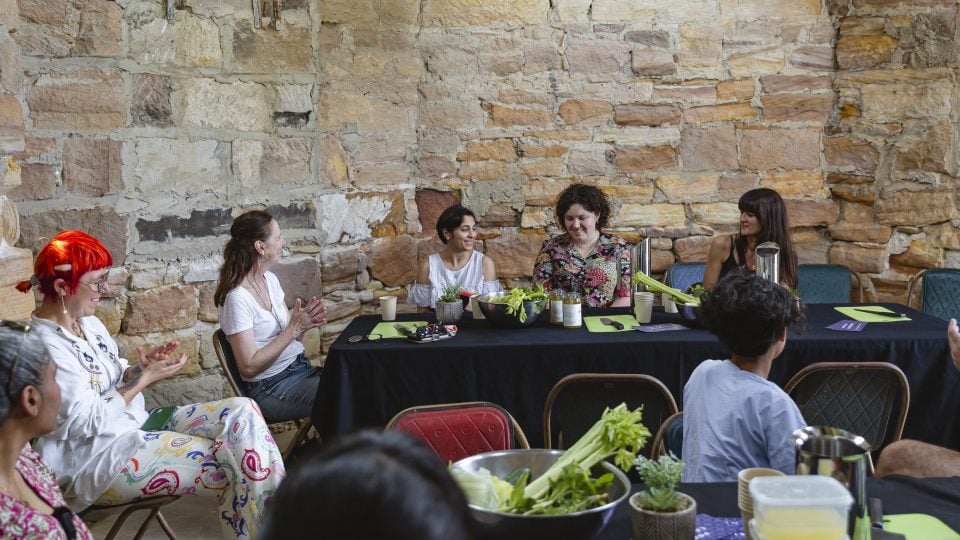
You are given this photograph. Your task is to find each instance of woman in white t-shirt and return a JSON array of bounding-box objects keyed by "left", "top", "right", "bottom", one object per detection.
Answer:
[
  {"left": 215, "top": 210, "right": 326, "bottom": 423},
  {"left": 407, "top": 205, "right": 502, "bottom": 308}
]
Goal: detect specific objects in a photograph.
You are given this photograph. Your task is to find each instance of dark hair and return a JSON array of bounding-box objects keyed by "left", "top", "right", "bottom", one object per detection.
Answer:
[
  {"left": 700, "top": 273, "right": 805, "bottom": 358},
  {"left": 737, "top": 188, "right": 797, "bottom": 288},
  {"left": 436, "top": 205, "right": 476, "bottom": 244},
  {"left": 214, "top": 210, "right": 274, "bottom": 307},
  {"left": 555, "top": 184, "right": 611, "bottom": 230},
  {"left": 0, "top": 323, "right": 52, "bottom": 425},
  {"left": 261, "top": 430, "right": 475, "bottom": 540}
]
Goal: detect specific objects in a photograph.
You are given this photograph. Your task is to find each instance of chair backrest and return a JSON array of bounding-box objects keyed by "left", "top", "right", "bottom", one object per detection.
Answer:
[
  {"left": 543, "top": 373, "right": 679, "bottom": 458},
  {"left": 907, "top": 268, "right": 960, "bottom": 321},
  {"left": 212, "top": 328, "right": 249, "bottom": 398},
  {"left": 664, "top": 262, "right": 705, "bottom": 294},
  {"left": 784, "top": 362, "right": 910, "bottom": 453},
  {"left": 797, "top": 264, "right": 855, "bottom": 303},
  {"left": 386, "top": 401, "right": 529, "bottom": 463},
  {"left": 651, "top": 411, "right": 683, "bottom": 458}
]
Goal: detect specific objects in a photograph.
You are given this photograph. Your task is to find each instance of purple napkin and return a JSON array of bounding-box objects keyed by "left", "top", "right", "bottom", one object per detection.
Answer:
[
  {"left": 827, "top": 319, "right": 867, "bottom": 332},
  {"left": 695, "top": 514, "right": 744, "bottom": 539}
]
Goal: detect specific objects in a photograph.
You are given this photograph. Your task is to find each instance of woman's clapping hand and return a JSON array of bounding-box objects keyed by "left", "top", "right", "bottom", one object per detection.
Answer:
[{"left": 287, "top": 296, "right": 327, "bottom": 337}]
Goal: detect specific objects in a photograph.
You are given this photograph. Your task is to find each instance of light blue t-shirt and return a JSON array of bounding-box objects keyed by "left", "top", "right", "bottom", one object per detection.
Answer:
[{"left": 681, "top": 359, "right": 806, "bottom": 482}]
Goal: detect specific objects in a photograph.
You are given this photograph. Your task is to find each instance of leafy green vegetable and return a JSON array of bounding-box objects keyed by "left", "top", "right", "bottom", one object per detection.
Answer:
[
  {"left": 634, "top": 453, "right": 685, "bottom": 512},
  {"left": 454, "top": 403, "right": 650, "bottom": 516},
  {"left": 488, "top": 285, "right": 548, "bottom": 322},
  {"left": 631, "top": 272, "right": 700, "bottom": 306}
]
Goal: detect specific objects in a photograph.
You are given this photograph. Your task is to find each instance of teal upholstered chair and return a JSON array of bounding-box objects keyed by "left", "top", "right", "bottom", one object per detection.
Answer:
[
  {"left": 797, "top": 264, "right": 861, "bottom": 304},
  {"left": 906, "top": 268, "right": 960, "bottom": 321},
  {"left": 663, "top": 262, "right": 705, "bottom": 294}
]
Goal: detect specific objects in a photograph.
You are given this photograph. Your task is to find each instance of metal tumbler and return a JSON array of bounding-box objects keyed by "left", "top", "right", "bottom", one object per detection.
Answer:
[{"left": 755, "top": 241, "right": 780, "bottom": 285}]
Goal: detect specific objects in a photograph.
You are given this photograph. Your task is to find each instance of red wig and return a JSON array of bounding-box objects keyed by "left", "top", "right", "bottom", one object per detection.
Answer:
[{"left": 16, "top": 230, "right": 113, "bottom": 298}]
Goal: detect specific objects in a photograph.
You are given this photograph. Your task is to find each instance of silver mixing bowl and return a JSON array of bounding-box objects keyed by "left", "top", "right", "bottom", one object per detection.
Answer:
[
  {"left": 451, "top": 449, "right": 630, "bottom": 540},
  {"left": 476, "top": 292, "right": 545, "bottom": 329}
]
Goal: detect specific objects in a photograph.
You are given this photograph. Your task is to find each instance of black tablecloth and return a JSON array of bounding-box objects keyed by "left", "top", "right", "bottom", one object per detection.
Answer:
[
  {"left": 598, "top": 476, "right": 960, "bottom": 539},
  {"left": 313, "top": 303, "right": 960, "bottom": 449}
]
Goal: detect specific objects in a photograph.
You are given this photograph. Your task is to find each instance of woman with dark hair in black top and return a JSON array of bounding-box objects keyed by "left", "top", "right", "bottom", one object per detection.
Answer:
[{"left": 703, "top": 188, "right": 797, "bottom": 289}]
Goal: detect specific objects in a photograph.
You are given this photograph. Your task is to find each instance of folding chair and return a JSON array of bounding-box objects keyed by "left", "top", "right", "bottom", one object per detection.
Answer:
[
  {"left": 906, "top": 268, "right": 960, "bottom": 321},
  {"left": 212, "top": 329, "right": 318, "bottom": 461},
  {"left": 385, "top": 401, "right": 530, "bottom": 463},
  {"left": 651, "top": 411, "right": 683, "bottom": 458},
  {"left": 664, "top": 262, "right": 706, "bottom": 294},
  {"left": 81, "top": 496, "right": 179, "bottom": 540},
  {"left": 797, "top": 264, "right": 862, "bottom": 303},
  {"left": 784, "top": 362, "right": 910, "bottom": 473},
  {"left": 543, "top": 373, "right": 678, "bottom": 458}
]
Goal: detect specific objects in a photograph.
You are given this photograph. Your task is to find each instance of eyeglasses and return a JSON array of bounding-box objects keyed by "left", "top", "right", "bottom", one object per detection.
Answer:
[
  {"left": 347, "top": 334, "right": 382, "bottom": 344},
  {"left": 2, "top": 320, "right": 30, "bottom": 397},
  {"left": 81, "top": 274, "right": 109, "bottom": 293}
]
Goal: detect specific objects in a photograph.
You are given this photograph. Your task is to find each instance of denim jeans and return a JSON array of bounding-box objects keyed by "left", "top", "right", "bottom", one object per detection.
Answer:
[{"left": 246, "top": 354, "right": 320, "bottom": 423}]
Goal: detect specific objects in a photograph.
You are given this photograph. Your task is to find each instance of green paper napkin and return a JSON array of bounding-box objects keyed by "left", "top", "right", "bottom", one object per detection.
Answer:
[
  {"left": 834, "top": 306, "right": 911, "bottom": 323},
  {"left": 584, "top": 315, "right": 639, "bottom": 333},
  {"left": 371, "top": 321, "right": 430, "bottom": 338},
  {"left": 885, "top": 513, "right": 960, "bottom": 540}
]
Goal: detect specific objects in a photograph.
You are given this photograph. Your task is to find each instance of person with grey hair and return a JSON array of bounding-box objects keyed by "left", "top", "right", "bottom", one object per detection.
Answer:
[{"left": 0, "top": 321, "right": 92, "bottom": 539}]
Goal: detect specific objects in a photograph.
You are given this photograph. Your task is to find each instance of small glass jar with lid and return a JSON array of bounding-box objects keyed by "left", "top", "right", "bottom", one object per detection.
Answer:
[
  {"left": 562, "top": 290, "right": 582, "bottom": 329},
  {"left": 549, "top": 289, "right": 565, "bottom": 325}
]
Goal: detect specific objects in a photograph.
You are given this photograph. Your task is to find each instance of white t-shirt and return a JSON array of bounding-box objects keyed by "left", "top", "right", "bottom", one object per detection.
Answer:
[{"left": 217, "top": 271, "right": 303, "bottom": 382}]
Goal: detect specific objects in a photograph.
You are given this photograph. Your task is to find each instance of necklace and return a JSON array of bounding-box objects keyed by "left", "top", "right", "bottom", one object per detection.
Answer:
[
  {"left": 0, "top": 475, "right": 24, "bottom": 501},
  {"left": 72, "top": 320, "right": 85, "bottom": 340},
  {"left": 246, "top": 275, "right": 272, "bottom": 311}
]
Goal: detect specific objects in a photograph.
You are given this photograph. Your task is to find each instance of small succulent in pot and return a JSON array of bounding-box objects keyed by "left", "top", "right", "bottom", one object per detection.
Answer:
[
  {"left": 629, "top": 453, "right": 696, "bottom": 540},
  {"left": 436, "top": 284, "right": 465, "bottom": 324},
  {"left": 439, "top": 284, "right": 464, "bottom": 303}
]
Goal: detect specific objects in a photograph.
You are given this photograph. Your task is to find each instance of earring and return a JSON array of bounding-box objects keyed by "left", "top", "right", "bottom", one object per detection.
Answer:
[{"left": 60, "top": 293, "right": 68, "bottom": 316}]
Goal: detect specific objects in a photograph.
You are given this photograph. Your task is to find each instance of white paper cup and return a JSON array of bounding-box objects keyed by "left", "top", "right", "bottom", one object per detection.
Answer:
[
  {"left": 663, "top": 295, "right": 678, "bottom": 313},
  {"left": 634, "top": 292, "right": 654, "bottom": 324},
  {"left": 470, "top": 294, "right": 485, "bottom": 319},
  {"left": 379, "top": 295, "right": 397, "bottom": 321}
]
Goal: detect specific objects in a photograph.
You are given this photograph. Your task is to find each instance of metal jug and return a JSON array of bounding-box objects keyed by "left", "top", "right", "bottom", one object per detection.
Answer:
[
  {"left": 632, "top": 238, "right": 651, "bottom": 292},
  {"left": 793, "top": 426, "right": 872, "bottom": 540},
  {"left": 755, "top": 241, "right": 780, "bottom": 284}
]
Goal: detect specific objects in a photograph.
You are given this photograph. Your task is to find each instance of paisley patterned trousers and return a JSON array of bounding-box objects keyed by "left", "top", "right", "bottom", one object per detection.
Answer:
[{"left": 96, "top": 397, "right": 285, "bottom": 539}]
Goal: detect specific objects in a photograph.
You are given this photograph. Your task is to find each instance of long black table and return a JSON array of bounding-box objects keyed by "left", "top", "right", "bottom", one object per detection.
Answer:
[
  {"left": 313, "top": 303, "right": 960, "bottom": 449},
  {"left": 598, "top": 476, "right": 960, "bottom": 539}
]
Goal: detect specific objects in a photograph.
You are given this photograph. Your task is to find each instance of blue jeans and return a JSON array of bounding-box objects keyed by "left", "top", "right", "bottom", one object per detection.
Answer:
[{"left": 246, "top": 354, "right": 320, "bottom": 423}]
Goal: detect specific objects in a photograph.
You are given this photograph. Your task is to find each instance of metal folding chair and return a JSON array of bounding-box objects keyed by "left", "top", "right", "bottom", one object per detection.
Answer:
[
  {"left": 385, "top": 401, "right": 529, "bottom": 463},
  {"left": 784, "top": 362, "right": 910, "bottom": 473},
  {"left": 212, "top": 329, "right": 318, "bottom": 461},
  {"left": 906, "top": 268, "right": 960, "bottom": 321},
  {"left": 81, "top": 496, "right": 179, "bottom": 540},
  {"left": 664, "top": 262, "right": 706, "bottom": 294},
  {"left": 797, "top": 263, "right": 862, "bottom": 303},
  {"left": 651, "top": 411, "right": 683, "bottom": 458},
  {"left": 543, "top": 373, "right": 678, "bottom": 458}
]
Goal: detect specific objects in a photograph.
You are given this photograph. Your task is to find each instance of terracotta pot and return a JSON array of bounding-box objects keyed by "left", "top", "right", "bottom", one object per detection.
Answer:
[
  {"left": 628, "top": 491, "right": 697, "bottom": 540},
  {"left": 435, "top": 300, "right": 463, "bottom": 324}
]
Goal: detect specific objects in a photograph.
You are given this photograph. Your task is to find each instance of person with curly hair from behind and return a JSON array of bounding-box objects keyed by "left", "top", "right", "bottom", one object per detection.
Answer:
[{"left": 682, "top": 272, "right": 806, "bottom": 482}]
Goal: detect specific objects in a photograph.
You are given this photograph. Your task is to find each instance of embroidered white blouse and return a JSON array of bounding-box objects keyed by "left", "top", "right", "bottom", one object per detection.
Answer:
[
  {"left": 32, "top": 316, "right": 148, "bottom": 511},
  {"left": 407, "top": 251, "right": 502, "bottom": 308}
]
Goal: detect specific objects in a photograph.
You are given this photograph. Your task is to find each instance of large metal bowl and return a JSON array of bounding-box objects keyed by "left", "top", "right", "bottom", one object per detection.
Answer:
[
  {"left": 476, "top": 292, "right": 545, "bottom": 329},
  {"left": 451, "top": 449, "right": 630, "bottom": 540}
]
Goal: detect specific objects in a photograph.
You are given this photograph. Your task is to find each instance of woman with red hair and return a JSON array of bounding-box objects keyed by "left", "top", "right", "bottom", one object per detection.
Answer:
[{"left": 20, "top": 230, "right": 284, "bottom": 540}]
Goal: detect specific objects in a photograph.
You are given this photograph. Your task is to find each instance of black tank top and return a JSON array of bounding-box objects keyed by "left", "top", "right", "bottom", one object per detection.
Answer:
[{"left": 719, "top": 235, "right": 749, "bottom": 279}]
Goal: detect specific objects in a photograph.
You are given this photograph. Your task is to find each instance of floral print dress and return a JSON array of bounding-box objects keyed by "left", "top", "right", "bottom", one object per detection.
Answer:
[
  {"left": 533, "top": 232, "right": 632, "bottom": 307},
  {"left": 0, "top": 446, "right": 93, "bottom": 540}
]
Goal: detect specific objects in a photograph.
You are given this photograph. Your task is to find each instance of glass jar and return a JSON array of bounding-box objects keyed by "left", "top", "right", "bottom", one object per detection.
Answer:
[
  {"left": 563, "top": 291, "right": 582, "bottom": 329},
  {"left": 549, "top": 289, "right": 565, "bottom": 325}
]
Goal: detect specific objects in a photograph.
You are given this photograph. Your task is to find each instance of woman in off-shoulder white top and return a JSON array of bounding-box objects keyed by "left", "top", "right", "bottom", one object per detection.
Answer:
[{"left": 408, "top": 205, "right": 502, "bottom": 308}]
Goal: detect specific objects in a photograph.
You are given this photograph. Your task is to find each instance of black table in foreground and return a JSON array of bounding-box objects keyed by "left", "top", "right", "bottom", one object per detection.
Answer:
[
  {"left": 598, "top": 475, "right": 960, "bottom": 540},
  {"left": 313, "top": 303, "right": 960, "bottom": 449}
]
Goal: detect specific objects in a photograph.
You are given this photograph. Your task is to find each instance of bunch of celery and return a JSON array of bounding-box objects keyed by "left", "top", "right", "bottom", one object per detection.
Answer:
[
  {"left": 490, "top": 285, "right": 548, "bottom": 322},
  {"left": 631, "top": 272, "right": 700, "bottom": 305},
  {"left": 454, "top": 403, "right": 650, "bottom": 515}
]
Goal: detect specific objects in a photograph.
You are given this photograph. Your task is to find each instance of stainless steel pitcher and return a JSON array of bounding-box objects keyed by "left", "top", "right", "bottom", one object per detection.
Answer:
[
  {"left": 755, "top": 241, "right": 780, "bottom": 284},
  {"left": 793, "top": 426, "right": 872, "bottom": 540},
  {"left": 632, "top": 238, "right": 651, "bottom": 292}
]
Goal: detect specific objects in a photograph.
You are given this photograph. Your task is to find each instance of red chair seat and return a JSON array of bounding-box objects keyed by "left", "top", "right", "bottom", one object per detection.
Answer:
[{"left": 390, "top": 404, "right": 514, "bottom": 462}]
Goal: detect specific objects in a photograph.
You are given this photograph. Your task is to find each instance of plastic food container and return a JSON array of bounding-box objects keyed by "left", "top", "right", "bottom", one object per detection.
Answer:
[{"left": 748, "top": 475, "right": 853, "bottom": 540}]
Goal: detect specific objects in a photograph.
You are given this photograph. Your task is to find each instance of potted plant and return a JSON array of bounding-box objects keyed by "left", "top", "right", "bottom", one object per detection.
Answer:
[
  {"left": 436, "top": 284, "right": 464, "bottom": 324},
  {"left": 629, "top": 453, "right": 696, "bottom": 540}
]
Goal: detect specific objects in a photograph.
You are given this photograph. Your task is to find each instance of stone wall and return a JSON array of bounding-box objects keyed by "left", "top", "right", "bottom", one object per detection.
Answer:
[{"left": 5, "top": 0, "right": 959, "bottom": 405}]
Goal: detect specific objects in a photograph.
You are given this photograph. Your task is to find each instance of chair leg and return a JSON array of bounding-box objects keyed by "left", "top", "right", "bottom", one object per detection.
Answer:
[
  {"left": 132, "top": 508, "right": 161, "bottom": 540},
  {"left": 103, "top": 506, "right": 141, "bottom": 540},
  {"left": 282, "top": 420, "right": 317, "bottom": 462},
  {"left": 155, "top": 511, "right": 179, "bottom": 540}
]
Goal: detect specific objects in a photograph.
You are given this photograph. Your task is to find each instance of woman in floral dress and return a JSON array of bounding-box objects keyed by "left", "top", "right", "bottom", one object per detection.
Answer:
[{"left": 533, "top": 184, "right": 632, "bottom": 307}]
